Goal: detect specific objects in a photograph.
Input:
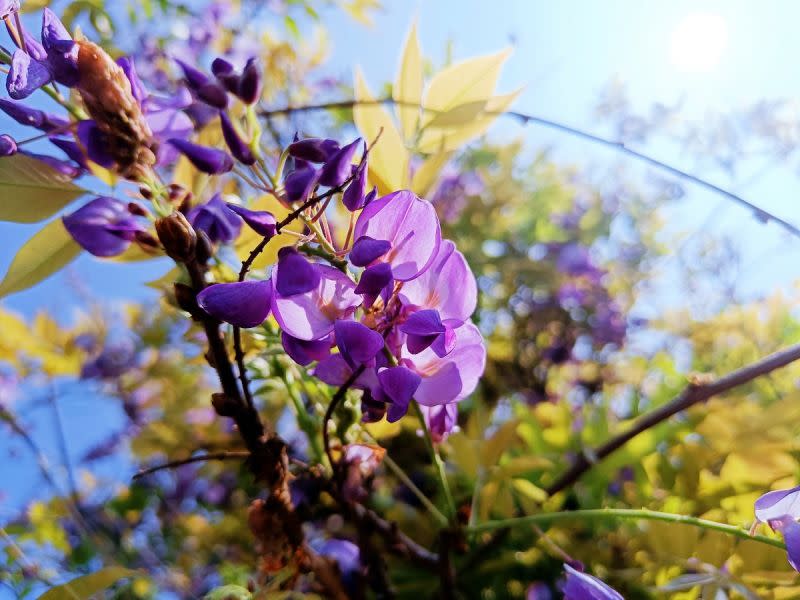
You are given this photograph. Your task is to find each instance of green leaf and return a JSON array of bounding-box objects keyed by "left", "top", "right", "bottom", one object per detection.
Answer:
[
  {"left": 203, "top": 585, "right": 252, "bottom": 600},
  {"left": 0, "top": 154, "right": 86, "bottom": 223},
  {"left": 38, "top": 567, "right": 140, "bottom": 600},
  {"left": 0, "top": 218, "right": 82, "bottom": 297}
]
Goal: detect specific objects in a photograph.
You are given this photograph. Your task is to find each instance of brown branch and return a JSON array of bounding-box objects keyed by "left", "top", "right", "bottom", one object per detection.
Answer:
[
  {"left": 545, "top": 341, "right": 800, "bottom": 495},
  {"left": 260, "top": 98, "right": 800, "bottom": 240},
  {"left": 132, "top": 451, "right": 250, "bottom": 480}
]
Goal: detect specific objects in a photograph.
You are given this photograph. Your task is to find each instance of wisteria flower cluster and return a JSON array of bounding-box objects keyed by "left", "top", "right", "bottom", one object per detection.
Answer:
[{"left": 194, "top": 137, "right": 486, "bottom": 434}]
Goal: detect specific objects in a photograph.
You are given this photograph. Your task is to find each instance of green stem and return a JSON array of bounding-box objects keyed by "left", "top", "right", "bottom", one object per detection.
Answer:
[
  {"left": 412, "top": 400, "right": 457, "bottom": 523},
  {"left": 276, "top": 365, "right": 324, "bottom": 464},
  {"left": 466, "top": 508, "right": 786, "bottom": 551}
]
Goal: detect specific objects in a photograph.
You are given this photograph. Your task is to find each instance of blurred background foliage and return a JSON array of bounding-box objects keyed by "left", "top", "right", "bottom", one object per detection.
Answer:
[{"left": 3, "top": 0, "right": 800, "bottom": 599}]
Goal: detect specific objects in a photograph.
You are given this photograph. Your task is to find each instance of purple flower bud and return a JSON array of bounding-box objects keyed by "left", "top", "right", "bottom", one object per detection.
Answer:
[
  {"left": 174, "top": 58, "right": 209, "bottom": 89},
  {"left": 276, "top": 247, "right": 320, "bottom": 296},
  {"left": 334, "top": 319, "right": 384, "bottom": 369},
  {"left": 0, "top": 99, "right": 69, "bottom": 133},
  {"left": 342, "top": 152, "right": 368, "bottom": 211},
  {"left": 187, "top": 193, "right": 242, "bottom": 244},
  {"left": 378, "top": 366, "right": 421, "bottom": 422},
  {"left": 196, "top": 82, "right": 229, "bottom": 109},
  {"left": 0, "top": 134, "right": 17, "bottom": 156},
  {"left": 116, "top": 57, "right": 147, "bottom": 103},
  {"left": 50, "top": 137, "right": 87, "bottom": 168},
  {"left": 169, "top": 138, "right": 233, "bottom": 174},
  {"left": 421, "top": 404, "right": 458, "bottom": 442},
  {"left": 211, "top": 58, "right": 240, "bottom": 93},
  {"left": 319, "top": 138, "right": 361, "bottom": 187},
  {"left": 288, "top": 137, "right": 341, "bottom": 163},
  {"left": 76, "top": 120, "right": 115, "bottom": 168},
  {"left": 22, "top": 150, "right": 82, "bottom": 178},
  {"left": 62, "top": 197, "right": 145, "bottom": 257},
  {"left": 237, "top": 57, "right": 262, "bottom": 104},
  {"left": 197, "top": 280, "right": 273, "bottom": 328},
  {"left": 219, "top": 111, "right": 254, "bottom": 164},
  {"left": 284, "top": 166, "right": 320, "bottom": 203},
  {"left": 0, "top": 0, "right": 20, "bottom": 19},
  {"left": 41, "top": 9, "right": 78, "bottom": 87},
  {"left": 349, "top": 235, "right": 391, "bottom": 268},
  {"left": 211, "top": 57, "right": 234, "bottom": 77},
  {"left": 562, "top": 564, "right": 623, "bottom": 600},
  {"left": 225, "top": 203, "right": 276, "bottom": 238},
  {"left": 7, "top": 49, "right": 52, "bottom": 99},
  {"left": 282, "top": 332, "right": 331, "bottom": 366}
]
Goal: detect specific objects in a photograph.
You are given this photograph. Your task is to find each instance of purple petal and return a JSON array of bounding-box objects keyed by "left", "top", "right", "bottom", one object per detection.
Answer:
[
  {"left": 378, "top": 366, "right": 421, "bottom": 422},
  {"left": 175, "top": 58, "right": 209, "bottom": 89},
  {"left": 420, "top": 404, "right": 458, "bottom": 443},
  {"left": 145, "top": 109, "right": 194, "bottom": 164},
  {"left": 273, "top": 265, "right": 361, "bottom": 341},
  {"left": 77, "top": 120, "right": 115, "bottom": 168},
  {"left": 196, "top": 280, "right": 272, "bottom": 328},
  {"left": 0, "top": 98, "right": 44, "bottom": 127},
  {"left": 334, "top": 320, "right": 384, "bottom": 369},
  {"left": 400, "top": 239, "right": 477, "bottom": 322},
  {"left": 342, "top": 151, "right": 368, "bottom": 211},
  {"left": 319, "top": 138, "right": 361, "bottom": 187},
  {"left": 288, "top": 137, "right": 340, "bottom": 163},
  {"left": 400, "top": 309, "right": 446, "bottom": 337},
  {"left": 169, "top": 138, "right": 233, "bottom": 174},
  {"left": 282, "top": 332, "right": 331, "bottom": 366},
  {"left": 237, "top": 57, "right": 262, "bottom": 104},
  {"left": 353, "top": 190, "right": 442, "bottom": 281},
  {"left": 211, "top": 57, "right": 234, "bottom": 77},
  {"left": 7, "top": 49, "right": 52, "bottom": 99},
  {"left": 355, "top": 263, "right": 393, "bottom": 296},
  {"left": 0, "top": 0, "right": 19, "bottom": 20},
  {"left": 62, "top": 197, "right": 142, "bottom": 257},
  {"left": 284, "top": 166, "right": 320, "bottom": 203},
  {"left": 220, "top": 111, "right": 255, "bottom": 165},
  {"left": 187, "top": 193, "right": 242, "bottom": 244},
  {"left": 116, "top": 56, "right": 148, "bottom": 103},
  {"left": 350, "top": 236, "right": 392, "bottom": 268},
  {"left": 41, "top": 9, "right": 78, "bottom": 86},
  {"left": 774, "top": 516, "right": 800, "bottom": 571},
  {"left": 404, "top": 322, "right": 485, "bottom": 406},
  {"left": 563, "top": 564, "right": 623, "bottom": 600},
  {"left": 276, "top": 247, "right": 321, "bottom": 296},
  {"left": 755, "top": 486, "right": 800, "bottom": 526},
  {"left": 50, "top": 137, "right": 87, "bottom": 167},
  {"left": 22, "top": 151, "right": 82, "bottom": 178},
  {"left": 226, "top": 203, "right": 276, "bottom": 238},
  {"left": 196, "top": 82, "right": 229, "bottom": 109}
]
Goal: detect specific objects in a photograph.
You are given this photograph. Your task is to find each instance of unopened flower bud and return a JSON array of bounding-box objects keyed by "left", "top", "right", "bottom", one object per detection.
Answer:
[
  {"left": 155, "top": 211, "right": 197, "bottom": 262},
  {"left": 237, "top": 58, "right": 262, "bottom": 105},
  {"left": 127, "top": 201, "right": 149, "bottom": 217},
  {"left": 195, "top": 229, "right": 214, "bottom": 264},
  {"left": 0, "top": 134, "right": 17, "bottom": 156},
  {"left": 173, "top": 282, "right": 201, "bottom": 318},
  {"left": 219, "top": 111, "right": 255, "bottom": 165},
  {"left": 211, "top": 392, "right": 237, "bottom": 417},
  {"left": 133, "top": 230, "right": 160, "bottom": 252},
  {"left": 168, "top": 138, "right": 233, "bottom": 174}
]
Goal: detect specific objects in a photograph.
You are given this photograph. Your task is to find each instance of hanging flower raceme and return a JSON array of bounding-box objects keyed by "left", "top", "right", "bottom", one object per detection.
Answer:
[{"left": 194, "top": 133, "right": 486, "bottom": 429}]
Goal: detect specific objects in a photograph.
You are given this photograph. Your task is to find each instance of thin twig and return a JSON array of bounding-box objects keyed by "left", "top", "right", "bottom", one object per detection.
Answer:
[
  {"left": 323, "top": 365, "right": 366, "bottom": 473},
  {"left": 545, "top": 341, "right": 800, "bottom": 495},
  {"left": 132, "top": 451, "right": 250, "bottom": 480},
  {"left": 260, "top": 98, "right": 800, "bottom": 240}
]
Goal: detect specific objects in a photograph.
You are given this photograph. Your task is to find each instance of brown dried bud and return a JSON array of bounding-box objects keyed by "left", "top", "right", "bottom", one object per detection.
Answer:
[
  {"left": 76, "top": 41, "right": 157, "bottom": 181},
  {"left": 138, "top": 186, "right": 153, "bottom": 200},
  {"left": 127, "top": 201, "right": 149, "bottom": 217},
  {"left": 195, "top": 229, "right": 214, "bottom": 264},
  {"left": 133, "top": 230, "right": 160, "bottom": 252},
  {"left": 155, "top": 212, "right": 196, "bottom": 262}
]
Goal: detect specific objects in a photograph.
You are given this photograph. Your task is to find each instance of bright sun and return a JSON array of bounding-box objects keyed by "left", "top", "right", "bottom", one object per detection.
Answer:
[{"left": 669, "top": 12, "right": 729, "bottom": 73}]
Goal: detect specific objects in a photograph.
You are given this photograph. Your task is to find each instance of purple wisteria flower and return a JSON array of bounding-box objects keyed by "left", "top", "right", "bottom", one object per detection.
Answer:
[
  {"left": 197, "top": 280, "right": 273, "bottom": 328},
  {"left": 754, "top": 485, "right": 800, "bottom": 570},
  {"left": 562, "top": 564, "right": 623, "bottom": 600},
  {"left": 187, "top": 193, "right": 242, "bottom": 244},
  {"left": 62, "top": 197, "right": 147, "bottom": 257}
]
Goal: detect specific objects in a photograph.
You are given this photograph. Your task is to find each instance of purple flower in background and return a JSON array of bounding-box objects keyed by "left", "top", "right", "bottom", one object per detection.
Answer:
[
  {"left": 62, "top": 197, "right": 146, "bottom": 257},
  {"left": 272, "top": 264, "right": 361, "bottom": 341},
  {"left": 430, "top": 168, "right": 483, "bottom": 223},
  {"left": 0, "top": 373, "right": 18, "bottom": 409},
  {"left": 187, "top": 193, "right": 242, "bottom": 244},
  {"left": 755, "top": 486, "right": 800, "bottom": 570},
  {"left": 526, "top": 582, "right": 553, "bottom": 600},
  {"left": 354, "top": 190, "right": 441, "bottom": 281},
  {"left": 562, "top": 564, "right": 623, "bottom": 600},
  {"left": 197, "top": 280, "right": 273, "bottom": 328},
  {"left": 81, "top": 339, "right": 137, "bottom": 379},
  {"left": 312, "top": 539, "right": 361, "bottom": 593}
]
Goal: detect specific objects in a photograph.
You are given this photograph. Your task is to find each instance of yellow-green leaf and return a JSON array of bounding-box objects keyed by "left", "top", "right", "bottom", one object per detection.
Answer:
[
  {"left": 0, "top": 154, "right": 86, "bottom": 223},
  {"left": 38, "top": 567, "right": 140, "bottom": 600},
  {"left": 353, "top": 68, "right": 408, "bottom": 195},
  {"left": 421, "top": 49, "right": 512, "bottom": 127},
  {"left": 426, "top": 100, "right": 489, "bottom": 129},
  {"left": 418, "top": 88, "right": 522, "bottom": 154},
  {"left": 411, "top": 150, "right": 451, "bottom": 197},
  {"left": 394, "top": 22, "right": 423, "bottom": 141},
  {"left": 0, "top": 218, "right": 82, "bottom": 297}
]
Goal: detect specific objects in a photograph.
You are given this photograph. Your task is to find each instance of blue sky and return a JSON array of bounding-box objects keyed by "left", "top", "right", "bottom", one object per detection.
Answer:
[{"left": 3, "top": 0, "right": 800, "bottom": 589}]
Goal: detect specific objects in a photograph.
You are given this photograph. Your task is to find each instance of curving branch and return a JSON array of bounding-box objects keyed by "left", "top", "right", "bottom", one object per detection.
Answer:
[
  {"left": 546, "top": 341, "right": 800, "bottom": 495},
  {"left": 259, "top": 98, "right": 800, "bottom": 240},
  {"left": 132, "top": 451, "right": 250, "bottom": 480}
]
